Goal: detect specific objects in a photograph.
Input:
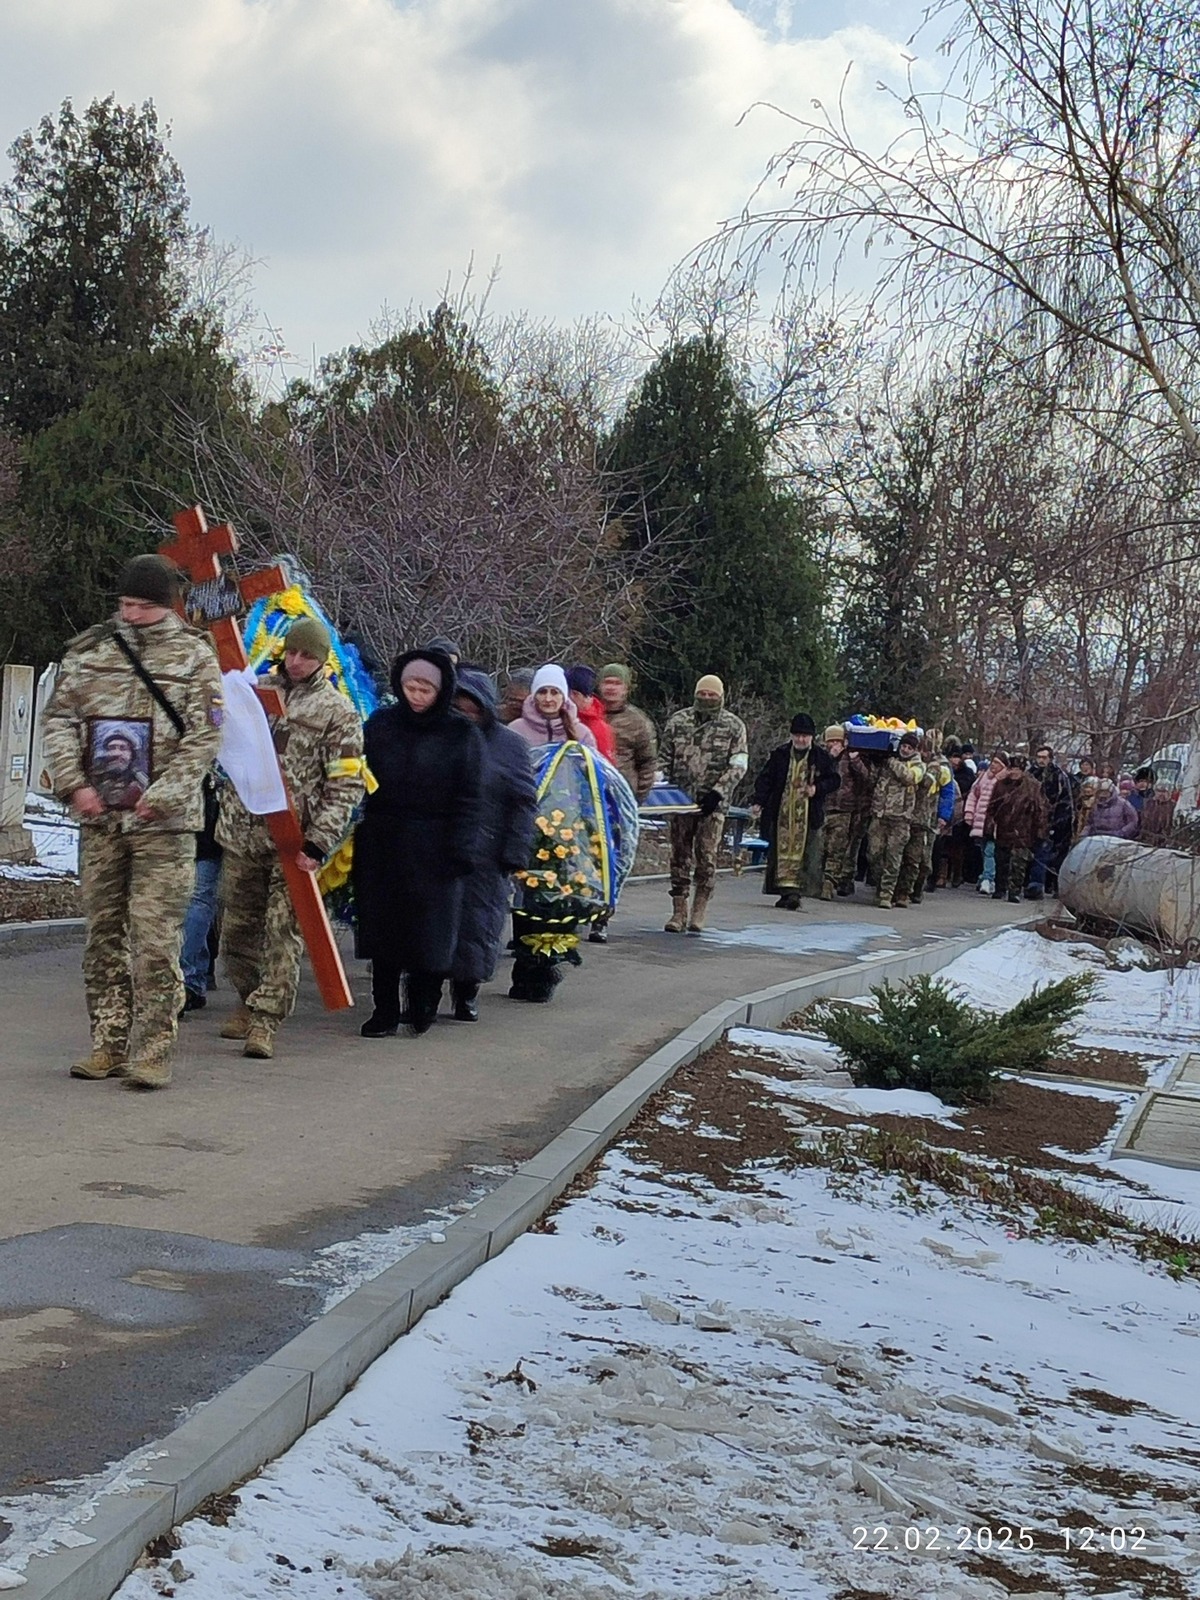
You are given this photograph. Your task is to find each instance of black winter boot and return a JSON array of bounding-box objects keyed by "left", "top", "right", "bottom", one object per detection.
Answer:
[
  {"left": 362, "top": 960, "right": 403, "bottom": 1036},
  {"left": 451, "top": 981, "right": 480, "bottom": 1022},
  {"left": 405, "top": 973, "right": 443, "bottom": 1035}
]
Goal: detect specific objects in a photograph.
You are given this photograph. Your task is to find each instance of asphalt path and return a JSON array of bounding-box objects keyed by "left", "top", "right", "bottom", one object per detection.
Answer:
[{"left": 0, "top": 874, "right": 1026, "bottom": 1542}]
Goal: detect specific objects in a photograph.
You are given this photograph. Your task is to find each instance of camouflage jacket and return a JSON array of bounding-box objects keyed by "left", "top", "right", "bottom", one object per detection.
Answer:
[
  {"left": 870, "top": 753, "right": 924, "bottom": 821},
  {"left": 217, "top": 667, "right": 365, "bottom": 862},
  {"left": 659, "top": 706, "right": 749, "bottom": 809},
  {"left": 605, "top": 702, "right": 658, "bottom": 802},
  {"left": 43, "top": 612, "right": 223, "bottom": 834}
]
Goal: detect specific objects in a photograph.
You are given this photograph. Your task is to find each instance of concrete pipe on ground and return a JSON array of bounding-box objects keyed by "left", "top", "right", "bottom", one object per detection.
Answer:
[{"left": 1058, "top": 836, "right": 1200, "bottom": 950}]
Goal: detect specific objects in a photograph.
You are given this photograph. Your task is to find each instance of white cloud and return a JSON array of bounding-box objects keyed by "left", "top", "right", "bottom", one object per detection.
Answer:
[{"left": 0, "top": 0, "right": 924, "bottom": 363}]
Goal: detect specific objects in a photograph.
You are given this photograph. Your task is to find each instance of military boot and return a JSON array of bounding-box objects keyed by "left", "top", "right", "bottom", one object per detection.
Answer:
[
  {"left": 220, "top": 1003, "right": 252, "bottom": 1040},
  {"left": 664, "top": 894, "right": 689, "bottom": 933},
  {"left": 70, "top": 1044, "right": 127, "bottom": 1081},
  {"left": 687, "top": 889, "right": 711, "bottom": 933},
  {"left": 243, "top": 1017, "right": 277, "bottom": 1059},
  {"left": 123, "top": 1049, "right": 172, "bottom": 1091}
]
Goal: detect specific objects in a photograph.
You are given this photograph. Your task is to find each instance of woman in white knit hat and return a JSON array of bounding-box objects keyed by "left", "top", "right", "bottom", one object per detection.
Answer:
[{"left": 507, "top": 664, "right": 597, "bottom": 750}]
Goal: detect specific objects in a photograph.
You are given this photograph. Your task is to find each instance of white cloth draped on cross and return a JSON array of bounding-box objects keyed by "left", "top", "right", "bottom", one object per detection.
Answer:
[{"left": 217, "top": 667, "right": 288, "bottom": 816}]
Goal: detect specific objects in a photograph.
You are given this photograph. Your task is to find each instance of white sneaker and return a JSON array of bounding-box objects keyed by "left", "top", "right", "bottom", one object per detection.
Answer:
[{"left": 978, "top": 879, "right": 994, "bottom": 896}]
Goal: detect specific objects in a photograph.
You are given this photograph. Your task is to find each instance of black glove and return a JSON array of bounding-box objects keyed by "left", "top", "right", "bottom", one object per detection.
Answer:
[{"left": 697, "top": 789, "right": 723, "bottom": 817}]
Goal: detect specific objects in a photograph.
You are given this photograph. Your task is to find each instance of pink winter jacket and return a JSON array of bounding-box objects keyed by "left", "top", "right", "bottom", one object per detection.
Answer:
[
  {"left": 508, "top": 695, "right": 598, "bottom": 751},
  {"left": 963, "top": 766, "right": 1002, "bottom": 839}
]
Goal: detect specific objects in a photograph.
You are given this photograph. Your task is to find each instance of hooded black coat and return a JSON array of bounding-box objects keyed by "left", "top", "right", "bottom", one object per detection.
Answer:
[
  {"left": 353, "top": 649, "right": 484, "bottom": 973},
  {"left": 451, "top": 669, "right": 538, "bottom": 985}
]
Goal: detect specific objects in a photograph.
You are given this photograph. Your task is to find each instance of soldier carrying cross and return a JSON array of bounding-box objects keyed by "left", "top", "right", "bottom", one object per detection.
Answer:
[{"left": 162, "top": 507, "right": 364, "bottom": 1063}]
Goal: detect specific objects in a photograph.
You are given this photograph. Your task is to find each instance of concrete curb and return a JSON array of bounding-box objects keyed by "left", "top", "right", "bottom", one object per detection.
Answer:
[
  {"left": 15, "top": 917, "right": 1021, "bottom": 1600},
  {"left": 0, "top": 917, "right": 84, "bottom": 947}
]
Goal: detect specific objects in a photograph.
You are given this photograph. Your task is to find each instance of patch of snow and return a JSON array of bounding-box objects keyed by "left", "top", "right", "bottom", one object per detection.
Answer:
[
  {"left": 700, "top": 920, "right": 899, "bottom": 956},
  {"left": 23, "top": 791, "right": 79, "bottom": 876},
  {"left": 726, "top": 1026, "right": 846, "bottom": 1075},
  {"left": 283, "top": 1174, "right": 514, "bottom": 1311},
  {"left": 771, "top": 1081, "right": 964, "bottom": 1126}
]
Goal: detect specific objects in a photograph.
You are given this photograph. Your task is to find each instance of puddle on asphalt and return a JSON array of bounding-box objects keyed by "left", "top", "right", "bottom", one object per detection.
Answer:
[{"left": 698, "top": 920, "right": 900, "bottom": 956}]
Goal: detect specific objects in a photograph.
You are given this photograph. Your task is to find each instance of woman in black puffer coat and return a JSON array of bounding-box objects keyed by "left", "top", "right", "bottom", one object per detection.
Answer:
[
  {"left": 448, "top": 669, "right": 538, "bottom": 1020},
  {"left": 353, "top": 649, "right": 483, "bottom": 1036}
]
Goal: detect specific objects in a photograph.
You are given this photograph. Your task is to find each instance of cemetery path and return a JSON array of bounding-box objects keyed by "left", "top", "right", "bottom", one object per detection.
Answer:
[{"left": 0, "top": 874, "right": 1025, "bottom": 1542}]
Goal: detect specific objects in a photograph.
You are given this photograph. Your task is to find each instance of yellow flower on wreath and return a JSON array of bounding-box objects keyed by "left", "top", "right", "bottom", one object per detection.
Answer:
[
  {"left": 543, "top": 870, "right": 557, "bottom": 884},
  {"left": 553, "top": 845, "right": 568, "bottom": 859},
  {"left": 559, "top": 828, "right": 575, "bottom": 841},
  {"left": 536, "top": 848, "right": 550, "bottom": 861},
  {"left": 550, "top": 809, "right": 565, "bottom": 824}
]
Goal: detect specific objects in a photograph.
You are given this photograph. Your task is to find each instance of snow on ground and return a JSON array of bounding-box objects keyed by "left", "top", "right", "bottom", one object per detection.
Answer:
[
  {"left": 725, "top": 1026, "right": 847, "bottom": 1076},
  {"left": 90, "top": 941, "right": 1200, "bottom": 1600},
  {"left": 100, "top": 1143, "right": 1200, "bottom": 1600},
  {"left": 939, "top": 928, "right": 1200, "bottom": 1060},
  {"left": 700, "top": 920, "right": 899, "bottom": 956},
  {"left": 5, "top": 791, "right": 79, "bottom": 878},
  {"left": 8, "top": 928, "right": 1199, "bottom": 1600}
]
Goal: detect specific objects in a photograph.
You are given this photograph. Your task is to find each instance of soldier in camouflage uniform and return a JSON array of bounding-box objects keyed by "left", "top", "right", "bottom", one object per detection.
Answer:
[
  {"left": 819, "top": 725, "right": 875, "bottom": 900},
  {"left": 658, "top": 675, "right": 748, "bottom": 933},
  {"left": 895, "top": 741, "right": 953, "bottom": 907},
  {"left": 216, "top": 617, "right": 365, "bottom": 1059},
  {"left": 866, "top": 731, "right": 924, "bottom": 910},
  {"left": 43, "top": 555, "right": 224, "bottom": 1089}
]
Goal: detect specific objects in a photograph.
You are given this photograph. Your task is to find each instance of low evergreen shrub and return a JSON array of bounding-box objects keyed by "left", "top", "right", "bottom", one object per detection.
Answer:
[{"left": 812, "top": 972, "right": 1094, "bottom": 1106}]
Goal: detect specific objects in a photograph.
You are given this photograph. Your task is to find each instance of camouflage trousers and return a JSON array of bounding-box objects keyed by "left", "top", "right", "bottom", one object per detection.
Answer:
[
  {"left": 80, "top": 826, "right": 194, "bottom": 1059},
  {"left": 669, "top": 813, "right": 724, "bottom": 896},
  {"left": 896, "top": 823, "right": 937, "bottom": 902},
  {"left": 867, "top": 815, "right": 910, "bottom": 905},
  {"left": 221, "top": 852, "right": 303, "bottom": 1023},
  {"left": 821, "top": 812, "right": 865, "bottom": 893}
]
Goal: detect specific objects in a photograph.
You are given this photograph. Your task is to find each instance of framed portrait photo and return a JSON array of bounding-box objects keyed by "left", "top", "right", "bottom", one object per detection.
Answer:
[{"left": 86, "top": 718, "right": 153, "bottom": 812}]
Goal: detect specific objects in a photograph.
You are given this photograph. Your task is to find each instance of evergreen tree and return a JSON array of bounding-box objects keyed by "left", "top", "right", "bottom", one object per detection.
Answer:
[
  {"left": 0, "top": 98, "right": 248, "bottom": 666},
  {"left": 608, "top": 335, "right": 836, "bottom": 719},
  {"left": 0, "top": 97, "right": 190, "bottom": 436}
]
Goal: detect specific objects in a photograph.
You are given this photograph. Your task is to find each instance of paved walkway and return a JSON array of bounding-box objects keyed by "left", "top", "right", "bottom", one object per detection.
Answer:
[{"left": 0, "top": 877, "right": 1025, "bottom": 1536}]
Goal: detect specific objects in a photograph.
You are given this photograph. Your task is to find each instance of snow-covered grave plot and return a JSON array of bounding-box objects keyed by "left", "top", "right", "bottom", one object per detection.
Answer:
[
  {"left": 4, "top": 791, "right": 79, "bottom": 879},
  {"left": 23, "top": 929, "right": 1184, "bottom": 1600}
]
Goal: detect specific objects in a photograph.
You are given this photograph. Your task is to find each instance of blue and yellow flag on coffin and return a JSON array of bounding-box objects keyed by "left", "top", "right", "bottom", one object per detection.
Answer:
[{"left": 241, "top": 572, "right": 380, "bottom": 903}]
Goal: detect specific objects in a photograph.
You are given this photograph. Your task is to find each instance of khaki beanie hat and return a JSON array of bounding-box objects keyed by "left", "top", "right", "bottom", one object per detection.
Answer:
[
  {"left": 824, "top": 724, "right": 846, "bottom": 743},
  {"left": 695, "top": 674, "right": 724, "bottom": 698},
  {"left": 285, "top": 616, "right": 331, "bottom": 661}
]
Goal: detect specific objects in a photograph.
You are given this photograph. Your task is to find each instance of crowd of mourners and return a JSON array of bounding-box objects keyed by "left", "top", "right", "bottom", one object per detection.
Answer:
[{"left": 40, "top": 553, "right": 1181, "bottom": 1090}]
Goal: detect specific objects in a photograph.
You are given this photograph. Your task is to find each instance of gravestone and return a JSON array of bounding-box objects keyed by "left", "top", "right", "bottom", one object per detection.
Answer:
[
  {"left": 28, "top": 662, "right": 60, "bottom": 796},
  {"left": 0, "top": 665, "right": 35, "bottom": 862}
]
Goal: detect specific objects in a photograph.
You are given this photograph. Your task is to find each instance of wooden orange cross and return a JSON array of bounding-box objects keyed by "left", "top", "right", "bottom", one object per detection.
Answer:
[{"left": 162, "top": 505, "right": 354, "bottom": 1012}]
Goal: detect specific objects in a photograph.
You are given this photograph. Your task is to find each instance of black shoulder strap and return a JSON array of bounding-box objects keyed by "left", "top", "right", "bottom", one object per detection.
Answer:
[{"left": 112, "top": 630, "right": 187, "bottom": 738}]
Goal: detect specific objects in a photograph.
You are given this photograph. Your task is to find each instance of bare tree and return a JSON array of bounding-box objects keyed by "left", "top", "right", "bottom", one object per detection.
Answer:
[
  {"left": 713, "top": 0, "right": 1200, "bottom": 458},
  {"left": 187, "top": 304, "right": 668, "bottom": 675}
]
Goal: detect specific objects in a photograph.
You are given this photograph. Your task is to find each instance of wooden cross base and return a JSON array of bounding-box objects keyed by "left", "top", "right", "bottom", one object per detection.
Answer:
[{"left": 163, "top": 505, "right": 353, "bottom": 1012}]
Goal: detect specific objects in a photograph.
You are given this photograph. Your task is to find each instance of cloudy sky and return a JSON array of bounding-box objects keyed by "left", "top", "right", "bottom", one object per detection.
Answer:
[{"left": 0, "top": 0, "right": 930, "bottom": 369}]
